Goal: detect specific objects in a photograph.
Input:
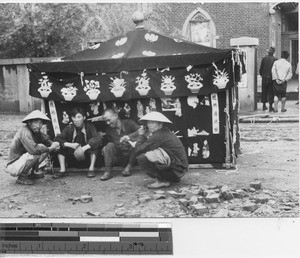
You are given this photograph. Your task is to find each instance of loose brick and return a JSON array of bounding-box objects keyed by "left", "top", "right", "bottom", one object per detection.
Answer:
[
  {"left": 154, "top": 190, "right": 165, "bottom": 195},
  {"left": 222, "top": 191, "right": 234, "bottom": 200},
  {"left": 250, "top": 182, "right": 262, "bottom": 190},
  {"left": 188, "top": 195, "right": 198, "bottom": 205},
  {"left": 243, "top": 202, "right": 259, "bottom": 212},
  {"left": 198, "top": 196, "right": 205, "bottom": 203},
  {"left": 232, "top": 190, "right": 246, "bottom": 199},
  {"left": 177, "top": 192, "right": 186, "bottom": 198},
  {"left": 167, "top": 190, "right": 179, "bottom": 198},
  {"left": 205, "top": 193, "right": 220, "bottom": 203},
  {"left": 184, "top": 190, "right": 195, "bottom": 199},
  {"left": 192, "top": 204, "right": 209, "bottom": 215},
  {"left": 179, "top": 198, "right": 188, "bottom": 207},
  {"left": 253, "top": 194, "right": 269, "bottom": 204},
  {"left": 203, "top": 189, "right": 218, "bottom": 197},
  {"left": 138, "top": 196, "right": 151, "bottom": 203},
  {"left": 153, "top": 194, "right": 166, "bottom": 200},
  {"left": 221, "top": 185, "right": 230, "bottom": 192}
]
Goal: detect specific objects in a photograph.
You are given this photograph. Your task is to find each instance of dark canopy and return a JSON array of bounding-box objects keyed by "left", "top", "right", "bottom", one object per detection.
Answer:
[
  {"left": 29, "top": 28, "right": 232, "bottom": 74},
  {"left": 28, "top": 28, "right": 239, "bottom": 102}
]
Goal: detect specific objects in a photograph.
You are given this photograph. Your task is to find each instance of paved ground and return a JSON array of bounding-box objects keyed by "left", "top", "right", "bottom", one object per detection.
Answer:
[{"left": 0, "top": 107, "right": 298, "bottom": 218}]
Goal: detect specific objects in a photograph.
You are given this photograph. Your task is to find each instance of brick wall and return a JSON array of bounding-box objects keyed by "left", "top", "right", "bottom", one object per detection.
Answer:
[{"left": 150, "top": 2, "right": 271, "bottom": 72}]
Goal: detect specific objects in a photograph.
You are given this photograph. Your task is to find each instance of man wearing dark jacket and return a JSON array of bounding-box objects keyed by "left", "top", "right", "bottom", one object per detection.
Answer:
[
  {"left": 100, "top": 108, "right": 140, "bottom": 181},
  {"left": 135, "top": 111, "right": 188, "bottom": 189},
  {"left": 259, "top": 46, "right": 277, "bottom": 111},
  {"left": 53, "top": 107, "right": 101, "bottom": 178}
]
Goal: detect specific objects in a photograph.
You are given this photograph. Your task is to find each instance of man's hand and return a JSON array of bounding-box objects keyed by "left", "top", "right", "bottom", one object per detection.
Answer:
[
  {"left": 138, "top": 125, "right": 146, "bottom": 135},
  {"left": 49, "top": 141, "right": 60, "bottom": 152},
  {"left": 276, "top": 79, "right": 283, "bottom": 84},
  {"left": 120, "top": 135, "right": 130, "bottom": 143},
  {"left": 74, "top": 146, "right": 86, "bottom": 161}
]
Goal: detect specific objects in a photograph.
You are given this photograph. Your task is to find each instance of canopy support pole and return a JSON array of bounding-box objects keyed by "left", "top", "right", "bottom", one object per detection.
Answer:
[{"left": 225, "top": 89, "right": 233, "bottom": 168}]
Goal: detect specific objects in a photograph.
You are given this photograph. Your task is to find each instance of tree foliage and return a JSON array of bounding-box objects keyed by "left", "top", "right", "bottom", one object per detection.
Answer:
[{"left": 0, "top": 3, "right": 141, "bottom": 58}]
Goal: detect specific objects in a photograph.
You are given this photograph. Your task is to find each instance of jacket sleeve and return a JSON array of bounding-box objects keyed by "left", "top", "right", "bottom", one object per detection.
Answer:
[
  {"left": 135, "top": 134, "right": 162, "bottom": 156},
  {"left": 20, "top": 128, "right": 49, "bottom": 155},
  {"left": 127, "top": 120, "right": 140, "bottom": 141},
  {"left": 285, "top": 64, "right": 293, "bottom": 81},
  {"left": 259, "top": 59, "right": 263, "bottom": 76},
  {"left": 54, "top": 125, "right": 72, "bottom": 148},
  {"left": 40, "top": 133, "right": 53, "bottom": 148},
  {"left": 86, "top": 123, "right": 102, "bottom": 150},
  {"left": 271, "top": 62, "right": 277, "bottom": 80}
]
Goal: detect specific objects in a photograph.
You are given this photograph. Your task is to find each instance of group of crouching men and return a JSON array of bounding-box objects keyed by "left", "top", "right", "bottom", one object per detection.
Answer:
[{"left": 5, "top": 107, "right": 188, "bottom": 189}]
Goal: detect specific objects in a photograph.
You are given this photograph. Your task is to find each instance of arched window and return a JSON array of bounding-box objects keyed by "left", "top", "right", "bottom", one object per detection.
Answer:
[{"left": 182, "top": 8, "right": 217, "bottom": 47}]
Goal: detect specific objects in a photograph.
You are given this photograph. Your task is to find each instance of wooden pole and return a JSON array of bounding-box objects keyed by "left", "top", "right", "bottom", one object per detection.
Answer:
[
  {"left": 225, "top": 89, "right": 232, "bottom": 168},
  {"left": 41, "top": 99, "right": 46, "bottom": 113}
]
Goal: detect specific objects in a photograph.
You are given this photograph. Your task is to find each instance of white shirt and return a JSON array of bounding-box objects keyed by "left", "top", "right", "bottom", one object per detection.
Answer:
[{"left": 271, "top": 58, "right": 293, "bottom": 82}]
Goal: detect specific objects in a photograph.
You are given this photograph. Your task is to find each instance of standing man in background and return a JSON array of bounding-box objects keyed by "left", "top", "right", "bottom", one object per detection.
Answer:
[
  {"left": 271, "top": 50, "right": 293, "bottom": 113},
  {"left": 259, "top": 46, "right": 277, "bottom": 112}
]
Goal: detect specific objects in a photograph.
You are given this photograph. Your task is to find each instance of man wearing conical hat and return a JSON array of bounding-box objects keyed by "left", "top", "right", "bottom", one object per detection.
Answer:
[
  {"left": 5, "top": 110, "right": 60, "bottom": 185},
  {"left": 135, "top": 111, "right": 188, "bottom": 189}
]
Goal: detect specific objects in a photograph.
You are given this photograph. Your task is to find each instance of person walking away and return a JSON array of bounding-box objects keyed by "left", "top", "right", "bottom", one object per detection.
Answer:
[
  {"left": 53, "top": 107, "right": 102, "bottom": 179},
  {"left": 135, "top": 111, "right": 188, "bottom": 189},
  {"left": 271, "top": 51, "right": 293, "bottom": 112},
  {"left": 5, "top": 110, "right": 60, "bottom": 185},
  {"left": 259, "top": 46, "right": 277, "bottom": 111}
]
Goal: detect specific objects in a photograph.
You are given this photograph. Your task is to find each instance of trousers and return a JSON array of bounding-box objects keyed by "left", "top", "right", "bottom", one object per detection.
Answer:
[
  {"left": 103, "top": 142, "right": 136, "bottom": 169},
  {"left": 137, "top": 150, "right": 181, "bottom": 182}
]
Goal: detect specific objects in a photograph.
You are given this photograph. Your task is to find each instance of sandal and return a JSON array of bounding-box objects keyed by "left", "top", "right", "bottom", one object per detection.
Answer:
[
  {"left": 122, "top": 170, "right": 132, "bottom": 177},
  {"left": 52, "top": 172, "right": 68, "bottom": 179},
  {"left": 100, "top": 172, "right": 112, "bottom": 181},
  {"left": 147, "top": 180, "right": 170, "bottom": 189},
  {"left": 28, "top": 172, "right": 44, "bottom": 179},
  {"left": 16, "top": 176, "right": 34, "bottom": 185},
  {"left": 87, "top": 170, "right": 96, "bottom": 178}
]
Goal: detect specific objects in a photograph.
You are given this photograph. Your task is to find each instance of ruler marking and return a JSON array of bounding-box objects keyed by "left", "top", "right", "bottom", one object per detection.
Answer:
[{"left": 0, "top": 223, "right": 173, "bottom": 254}]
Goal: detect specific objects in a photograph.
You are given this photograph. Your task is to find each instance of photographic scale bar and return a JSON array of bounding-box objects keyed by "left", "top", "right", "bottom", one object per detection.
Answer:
[{"left": 0, "top": 223, "right": 173, "bottom": 254}]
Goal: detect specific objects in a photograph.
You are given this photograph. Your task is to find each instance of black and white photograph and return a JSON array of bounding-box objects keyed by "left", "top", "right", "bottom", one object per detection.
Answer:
[{"left": 0, "top": 1, "right": 299, "bottom": 257}]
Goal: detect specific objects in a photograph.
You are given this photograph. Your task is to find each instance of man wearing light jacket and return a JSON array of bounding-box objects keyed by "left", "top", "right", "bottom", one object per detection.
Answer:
[{"left": 271, "top": 51, "right": 293, "bottom": 112}]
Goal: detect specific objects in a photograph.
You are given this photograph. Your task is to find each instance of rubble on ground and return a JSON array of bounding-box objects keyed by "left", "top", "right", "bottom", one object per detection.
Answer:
[{"left": 113, "top": 182, "right": 299, "bottom": 218}]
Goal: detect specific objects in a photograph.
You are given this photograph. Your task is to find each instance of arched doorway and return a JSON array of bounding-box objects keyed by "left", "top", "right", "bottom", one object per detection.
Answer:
[{"left": 182, "top": 7, "right": 217, "bottom": 47}]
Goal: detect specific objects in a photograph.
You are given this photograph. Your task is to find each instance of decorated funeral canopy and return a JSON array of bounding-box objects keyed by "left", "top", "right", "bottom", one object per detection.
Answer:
[
  {"left": 28, "top": 26, "right": 244, "bottom": 167},
  {"left": 29, "top": 28, "right": 238, "bottom": 102}
]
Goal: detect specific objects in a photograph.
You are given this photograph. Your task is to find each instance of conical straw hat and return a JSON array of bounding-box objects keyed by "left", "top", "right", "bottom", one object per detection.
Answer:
[
  {"left": 139, "top": 111, "right": 172, "bottom": 124},
  {"left": 22, "top": 110, "right": 50, "bottom": 123}
]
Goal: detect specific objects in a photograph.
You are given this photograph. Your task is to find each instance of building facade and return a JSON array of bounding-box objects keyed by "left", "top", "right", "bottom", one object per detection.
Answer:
[{"left": 142, "top": 2, "right": 298, "bottom": 73}]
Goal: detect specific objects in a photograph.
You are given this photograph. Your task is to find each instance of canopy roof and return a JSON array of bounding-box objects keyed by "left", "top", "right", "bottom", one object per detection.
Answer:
[{"left": 29, "top": 28, "right": 232, "bottom": 74}]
